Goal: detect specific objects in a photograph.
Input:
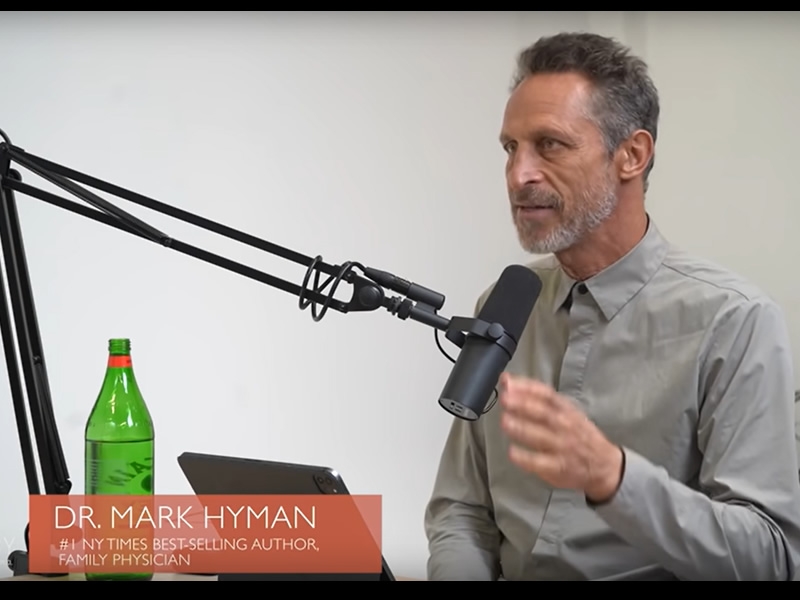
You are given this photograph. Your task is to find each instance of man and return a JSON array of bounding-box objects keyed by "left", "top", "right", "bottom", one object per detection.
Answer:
[{"left": 424, "top": 32, "right": 800, "bottom": 581}]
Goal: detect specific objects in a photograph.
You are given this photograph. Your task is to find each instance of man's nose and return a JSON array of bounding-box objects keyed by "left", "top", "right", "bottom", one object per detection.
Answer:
[{"left": 507, "top": 152, "right": 544, "bottom": 190}]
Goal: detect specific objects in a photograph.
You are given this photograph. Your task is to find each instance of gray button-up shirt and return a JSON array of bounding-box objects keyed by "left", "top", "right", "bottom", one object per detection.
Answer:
[{"left": 424, "top": 219, "right": 800, "bottom": 581}]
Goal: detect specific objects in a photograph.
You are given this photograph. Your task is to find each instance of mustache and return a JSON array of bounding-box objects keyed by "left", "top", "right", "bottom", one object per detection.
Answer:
[{"left": 512, "top": 187, "right": 563, "bottom": 210}]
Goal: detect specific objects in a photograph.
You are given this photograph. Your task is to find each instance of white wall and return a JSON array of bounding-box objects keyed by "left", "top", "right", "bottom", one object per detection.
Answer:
[{"left": 0, "top": 11, "right": 797, "bottom": 580}]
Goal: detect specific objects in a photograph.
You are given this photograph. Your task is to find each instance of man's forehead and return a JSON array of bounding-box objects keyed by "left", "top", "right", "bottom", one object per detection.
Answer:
[{"left": 502, "top": 72, "right": 594, "bottom": 129}]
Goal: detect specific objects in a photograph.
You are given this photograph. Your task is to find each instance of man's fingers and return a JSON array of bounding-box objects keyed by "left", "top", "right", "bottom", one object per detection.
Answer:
[
  {"left": 500, "top": 373, "right": 562, "bottom": 410},
  {"left": 508, "top": 444, "right": 564, "bottom": 478},
  {"left": 501, "top": 412, "right": 561, "bottom": 452},
  {"left": 501, "top": 373, "right": 558, "bottom": 398},
  {"left": 500, "top": 388, "right": 549, "bottom": 421}
]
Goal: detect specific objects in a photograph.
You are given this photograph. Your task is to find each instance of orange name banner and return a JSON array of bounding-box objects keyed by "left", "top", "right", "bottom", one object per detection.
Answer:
[{"left": 29, "top": 494, "right": 381, "bottom": 575}]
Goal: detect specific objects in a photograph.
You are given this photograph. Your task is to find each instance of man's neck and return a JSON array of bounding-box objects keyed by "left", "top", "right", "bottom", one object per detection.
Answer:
[{"left": 555, "top": 206, "right": 649, "bottom": 281}]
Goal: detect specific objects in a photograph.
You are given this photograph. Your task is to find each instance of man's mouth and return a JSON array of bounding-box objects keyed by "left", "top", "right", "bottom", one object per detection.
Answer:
[
  {"left": 517, "top": 204, "right": 556, "bottom": 212},
  {"left": 515, "top": 205, "right": 558, "bottom": 222}
]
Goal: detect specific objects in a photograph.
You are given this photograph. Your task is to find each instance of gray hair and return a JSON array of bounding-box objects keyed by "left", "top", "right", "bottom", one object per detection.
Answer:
[{"left": 511, "top": 32, "right": 660, "bottom": 192}]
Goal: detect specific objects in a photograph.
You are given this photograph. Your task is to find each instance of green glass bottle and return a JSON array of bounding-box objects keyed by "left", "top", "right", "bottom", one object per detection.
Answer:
[{"left": 84, "top": 338, "right": 154, "bottom": 581}]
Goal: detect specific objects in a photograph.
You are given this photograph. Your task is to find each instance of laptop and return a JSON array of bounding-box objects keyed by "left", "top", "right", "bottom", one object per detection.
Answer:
[{"left": 177, "top": 451, "right": 397, "bottom": 582}]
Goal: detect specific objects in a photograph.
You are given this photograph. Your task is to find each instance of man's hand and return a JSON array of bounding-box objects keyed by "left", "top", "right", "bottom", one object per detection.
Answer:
[{"left": 499, "top": 372, "right": 624, "bottom": 503}]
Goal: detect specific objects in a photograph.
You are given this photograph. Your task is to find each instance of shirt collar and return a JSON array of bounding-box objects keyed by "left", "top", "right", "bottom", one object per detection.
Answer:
[{"left": 552, "top": 216, "right": 670, "bottom": 321}]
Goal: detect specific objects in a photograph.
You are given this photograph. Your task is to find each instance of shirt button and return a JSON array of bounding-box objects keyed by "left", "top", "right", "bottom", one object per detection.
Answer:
[{"left": 577, "top": 283, "right": 588, "bottom": 295}]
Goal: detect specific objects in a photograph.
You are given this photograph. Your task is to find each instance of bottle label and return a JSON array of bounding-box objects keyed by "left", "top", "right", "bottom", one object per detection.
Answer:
[
  {"left": 85, "top": 440, "right": 154, "bottom": 495},
  {"left": 108, "top": 355, "right": 132, "bottom": 368}
]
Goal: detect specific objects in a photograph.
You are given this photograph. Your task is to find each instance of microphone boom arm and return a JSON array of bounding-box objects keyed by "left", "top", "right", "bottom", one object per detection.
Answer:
[{"left": 0, "top": 129, "right": 450, "bottom": 576}]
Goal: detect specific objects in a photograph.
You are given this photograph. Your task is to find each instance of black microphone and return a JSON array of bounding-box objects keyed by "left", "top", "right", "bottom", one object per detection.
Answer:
[{"left": 438, "top": 265, "right": 543, "bottom": 421}]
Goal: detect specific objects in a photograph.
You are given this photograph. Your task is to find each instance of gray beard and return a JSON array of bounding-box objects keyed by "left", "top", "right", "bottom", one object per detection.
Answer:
[{"left": 514, "top": 179, "right": 618, "bottom": 255}]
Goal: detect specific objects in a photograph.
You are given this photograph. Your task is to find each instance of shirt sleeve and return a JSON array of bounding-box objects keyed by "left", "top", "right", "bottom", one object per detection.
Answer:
[
  {"left": 424, "top": 297, "right": 502, "bottom": 581},
  {"left": 593, "top": 296, "right": 800, "bottom": 581},
  {"left": 424, "top": 417, "right": 502, "bottom": 581}
]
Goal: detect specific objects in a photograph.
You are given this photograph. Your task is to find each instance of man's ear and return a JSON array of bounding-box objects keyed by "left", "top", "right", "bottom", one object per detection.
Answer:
[{"left": 617, "top": 129, "right": 654, "bottom": 183}]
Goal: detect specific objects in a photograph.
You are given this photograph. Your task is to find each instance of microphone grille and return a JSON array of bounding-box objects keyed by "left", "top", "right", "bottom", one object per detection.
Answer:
[{"left": 477, "top": 265, "right": 543, "bottom": 342}]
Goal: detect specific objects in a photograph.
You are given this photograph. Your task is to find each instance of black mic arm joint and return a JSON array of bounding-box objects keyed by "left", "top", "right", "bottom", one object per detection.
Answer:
[
  {"left": 444, "top": 316, "right": 517, "bottom": 357},
  {"left": 346, "top": 272, "right": 386, "bottom": 312},
  {"left": 385, "top": 296, "right": 450, "bottom": 331}
]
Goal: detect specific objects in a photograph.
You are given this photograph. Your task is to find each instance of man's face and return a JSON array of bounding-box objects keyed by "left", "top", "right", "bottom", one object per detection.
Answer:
[{"left": 500, "top": 72, "right": 618, "bottom": 255}]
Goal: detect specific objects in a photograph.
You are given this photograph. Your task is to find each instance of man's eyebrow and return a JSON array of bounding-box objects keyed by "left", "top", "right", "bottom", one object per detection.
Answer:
[{"left": 498, "top": 127, "right": 573, "bottom": 145}]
